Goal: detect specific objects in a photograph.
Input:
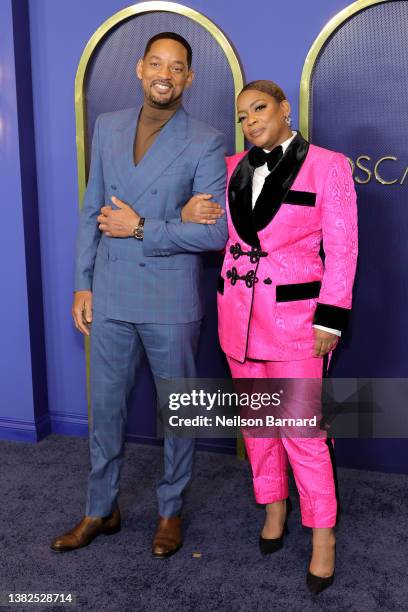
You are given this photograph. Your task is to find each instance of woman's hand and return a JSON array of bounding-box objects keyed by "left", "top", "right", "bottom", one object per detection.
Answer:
[
  {"left": 181, "top": 193, "right": 225, "bottom": 224},
  {"left": 313, "top": 328, "right": 339, "bottom": 357}
]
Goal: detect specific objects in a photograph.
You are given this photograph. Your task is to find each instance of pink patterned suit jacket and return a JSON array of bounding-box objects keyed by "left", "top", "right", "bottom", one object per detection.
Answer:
[{"left": 217, "top": 134, "right": 358, "bottom": 363}]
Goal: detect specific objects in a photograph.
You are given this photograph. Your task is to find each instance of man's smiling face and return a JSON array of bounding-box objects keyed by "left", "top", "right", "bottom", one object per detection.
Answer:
[{"left": 136, "top": 38, "right": 194, "bottom": 107}]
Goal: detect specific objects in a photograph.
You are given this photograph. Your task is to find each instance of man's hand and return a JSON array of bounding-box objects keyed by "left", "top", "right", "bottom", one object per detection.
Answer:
[
  {"left": 181, "top": 194, "right": 224, "bottom": 224},
  {"left": 72, "top": 291, "right": 93, "bottom": 336},
  {"left": 97, "top": 196, "right": 140, "bottom": 237},
  {"left": 313, "top": 328, "right": 339, "bottom": 357}
]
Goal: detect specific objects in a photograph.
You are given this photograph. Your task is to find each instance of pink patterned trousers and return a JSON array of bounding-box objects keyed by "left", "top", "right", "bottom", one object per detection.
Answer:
[{"left": 227, "top": 356, "right": 337, "bottom": 528}]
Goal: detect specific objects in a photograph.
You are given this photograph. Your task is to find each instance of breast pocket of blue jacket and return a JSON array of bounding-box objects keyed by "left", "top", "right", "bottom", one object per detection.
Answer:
[
  {"left": 159, "top": 173, "right": 194, "bottom": 218},
  {"left": 161, "top": 162, "right": 187, "bottom": 175}
]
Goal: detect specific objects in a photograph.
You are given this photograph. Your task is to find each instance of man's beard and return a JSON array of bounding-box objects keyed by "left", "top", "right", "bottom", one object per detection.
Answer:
[
  {"left": 147, "top": 84, "right": 182, "bottom": 108},
  {"left": 148, "top": 92, "right": 173, "bottom": 107}
]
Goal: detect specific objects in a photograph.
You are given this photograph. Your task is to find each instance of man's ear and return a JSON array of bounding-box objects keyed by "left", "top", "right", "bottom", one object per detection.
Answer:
[
  {"left": 185, "top": 69, "right": 195, "bottom": 90},
  {"left": 136, "top": 58, "right": 143, "bottom": 80}
]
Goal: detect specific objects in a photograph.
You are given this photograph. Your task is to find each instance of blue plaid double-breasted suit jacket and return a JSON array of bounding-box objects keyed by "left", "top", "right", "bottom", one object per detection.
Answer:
[{"left": 75, "top": 105, "right": 228, "bottom": 323}]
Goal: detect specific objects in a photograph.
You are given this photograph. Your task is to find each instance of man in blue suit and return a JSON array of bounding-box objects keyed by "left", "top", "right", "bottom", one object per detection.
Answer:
[{"left": 51, "top": 32, "right": 227, "bottom": 557}]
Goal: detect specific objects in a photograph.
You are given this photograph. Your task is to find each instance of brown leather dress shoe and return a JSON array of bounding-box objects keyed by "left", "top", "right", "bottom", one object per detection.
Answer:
[
  {"left": 152, "top": 516, "right": 182, "bottom": 558},
  {"left": 50, "top": 509, "right": 121, "bottom": 552}
]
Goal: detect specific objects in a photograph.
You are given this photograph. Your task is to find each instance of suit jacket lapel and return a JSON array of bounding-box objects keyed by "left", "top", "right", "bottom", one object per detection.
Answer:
[
  {"left": 110, "top": 107, "right": 139, "bottom": 192},
  {"left": 252, "top": 132, "right": 309, "bottom": 230},
  {"left": 111, "top": 106, "right": 189, "bottom": 205},
  {"left": 228, "top": 154, "right": 260, "bottom": 247}
]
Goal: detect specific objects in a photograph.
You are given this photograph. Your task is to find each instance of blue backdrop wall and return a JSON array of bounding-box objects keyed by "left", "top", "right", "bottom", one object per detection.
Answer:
[{"left": 2, "top": 0, "right": 406, "bottom": 472}]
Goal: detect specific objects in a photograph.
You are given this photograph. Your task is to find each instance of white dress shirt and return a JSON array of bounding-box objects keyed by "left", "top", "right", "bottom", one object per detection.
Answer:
[
  {"left": 250, "top": 131, "right": 341, "bottom": 338},
  {"left": 252, "top": 131, "right": 297, "bottom": 208}
]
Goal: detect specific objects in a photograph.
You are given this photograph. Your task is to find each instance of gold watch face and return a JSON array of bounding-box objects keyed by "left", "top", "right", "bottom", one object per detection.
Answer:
[
  {"left": 134, "top": 226, "right": 143, "bottom": 240},
  {"left": 133, "top": 218, "right": 145, "bottom": 239}
]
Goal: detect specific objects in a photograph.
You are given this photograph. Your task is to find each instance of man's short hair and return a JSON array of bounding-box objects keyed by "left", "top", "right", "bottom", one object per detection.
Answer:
[{"left": 144, "top": 32, "right": 192, "bottom": 68}]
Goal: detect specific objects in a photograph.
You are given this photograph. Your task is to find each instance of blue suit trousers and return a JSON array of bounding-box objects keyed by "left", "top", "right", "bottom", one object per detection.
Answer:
[{"left": 86, "top": 310, "right": 201, "bottom": 518}]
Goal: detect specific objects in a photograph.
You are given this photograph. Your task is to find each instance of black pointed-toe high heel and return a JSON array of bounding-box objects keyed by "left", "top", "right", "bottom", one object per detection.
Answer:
[
  {"left": 306, "top": 544, "right": 336, "bottom": 594},
  {"left": 259, "top": 497, "right": 292, "bottom": 555},
  {"left": 306, "top": 570, "right": 335, "bottom": 595}
]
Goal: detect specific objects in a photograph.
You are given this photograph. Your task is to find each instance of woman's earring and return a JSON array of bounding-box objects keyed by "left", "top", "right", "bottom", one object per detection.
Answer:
[{"left": 285, "top": 115, "right": 292, "bottom": 126}]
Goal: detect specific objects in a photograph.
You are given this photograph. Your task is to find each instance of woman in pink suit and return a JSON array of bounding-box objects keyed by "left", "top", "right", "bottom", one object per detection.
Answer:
[{"left": 183, "top": 80, "right": 357, "bottom": 594}]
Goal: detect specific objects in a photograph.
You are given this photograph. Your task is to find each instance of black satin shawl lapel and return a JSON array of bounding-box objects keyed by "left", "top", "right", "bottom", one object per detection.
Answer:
[
  {"left": 228, "top": 154, "right": 260, "bottom": 247},
  {"left": 252, "top": 132, "right": 310, "bottom": 231}
]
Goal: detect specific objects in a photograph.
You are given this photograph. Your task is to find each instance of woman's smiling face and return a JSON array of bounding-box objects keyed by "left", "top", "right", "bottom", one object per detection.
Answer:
[{"left": 237, "top": 89, "right": 291, "bottom": 150}]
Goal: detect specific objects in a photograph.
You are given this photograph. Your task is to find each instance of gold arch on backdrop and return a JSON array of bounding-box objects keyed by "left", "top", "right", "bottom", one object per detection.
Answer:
[
  {"left": 299, "top": 0, "right": 388, "bottom": 138},
  {"left": 74, "top": 2, "right": 245, "bottom": 455},
  {"left": 75, "top": 1, "right": 245, "bottom": 204}
]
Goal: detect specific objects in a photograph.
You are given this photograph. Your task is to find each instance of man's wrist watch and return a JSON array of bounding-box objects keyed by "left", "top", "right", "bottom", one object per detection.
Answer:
[{"left": 133, "top": 217, "right": 145, "bottom": 240}]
